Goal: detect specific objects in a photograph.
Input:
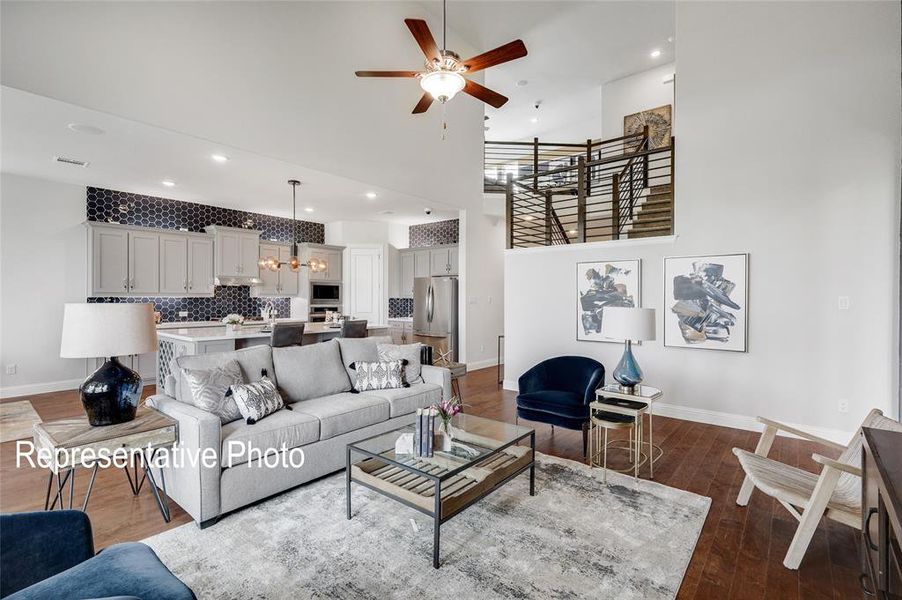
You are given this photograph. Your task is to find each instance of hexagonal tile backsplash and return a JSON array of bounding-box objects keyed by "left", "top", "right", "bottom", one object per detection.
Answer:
[
  {"left": 86, "top": 187, "right": 324, "bottom": 322},
  {"left": 409, "top": 218, "right": 459, "bottom": 247}
]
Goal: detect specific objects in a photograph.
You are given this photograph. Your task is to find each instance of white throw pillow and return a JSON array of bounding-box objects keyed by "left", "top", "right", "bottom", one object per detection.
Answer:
[
  {"left": 182, "top": 360, "right": 243, "bottom": 424},
  {"left": 377, "top": 343, "right": 423, "bottom": 384},
  {"left": 229, "top": 376, "right": 285, "bottom": 424},
  {"left": 353, "top": 360, "right": 405, "bottom": 391}
]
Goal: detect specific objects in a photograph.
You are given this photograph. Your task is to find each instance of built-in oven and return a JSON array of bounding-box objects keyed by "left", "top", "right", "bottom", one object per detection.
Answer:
[
  {"left": 311, "top": 282, "right": 341, "bottom": 304},
  {"left": 308, "top": 304, "right": 341, "bottom": 322}
]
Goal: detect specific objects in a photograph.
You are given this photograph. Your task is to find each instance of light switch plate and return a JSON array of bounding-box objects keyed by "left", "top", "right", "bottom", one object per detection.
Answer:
[
  {"left": 178, "top": 311, "right": 189, "bottom": 318},
  {"left": 837, "top": 296, "right": 850, "bottom": 310}
]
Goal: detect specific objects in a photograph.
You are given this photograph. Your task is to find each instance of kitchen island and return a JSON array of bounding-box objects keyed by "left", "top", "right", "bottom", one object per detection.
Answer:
[{"left": 156, "top": 322, "right": 389, "bottom": 383}]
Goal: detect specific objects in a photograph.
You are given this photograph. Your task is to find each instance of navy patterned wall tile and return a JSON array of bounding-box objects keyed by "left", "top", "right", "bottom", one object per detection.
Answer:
[
  {"left": 86, "top": 187, "right": 325, "bottom": 244},
  {"left": 87, "top": 288, "right": 290, "bottom": 323},
  {"left": 388, "top": 298, "right": 414, "bottom": 318},
  {"left": 409, "top": 218, "right": 459, "bottom": 248}
]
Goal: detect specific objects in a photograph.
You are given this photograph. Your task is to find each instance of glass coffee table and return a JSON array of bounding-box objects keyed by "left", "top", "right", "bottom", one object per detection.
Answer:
[{"left": 346, "top": 413, "right": 535, "bottom": 568}]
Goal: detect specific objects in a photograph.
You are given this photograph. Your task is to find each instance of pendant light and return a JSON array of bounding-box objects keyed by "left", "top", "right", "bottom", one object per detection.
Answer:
[{"left": 258, "top": 180, "right": 327, "bottom": 273}]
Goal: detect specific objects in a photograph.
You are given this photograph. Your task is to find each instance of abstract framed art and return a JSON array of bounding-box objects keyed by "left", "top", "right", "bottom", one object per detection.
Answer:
[
  {"left": 576, "top": 259, "right": 641, "bottom": 342},
  {"left": 663, "top": 253, "right": 748, "bottom": 352}
]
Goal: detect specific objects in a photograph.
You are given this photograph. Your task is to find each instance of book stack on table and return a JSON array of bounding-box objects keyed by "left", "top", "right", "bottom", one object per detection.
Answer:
[{"left": 414, "top": 408, "right": 436, "bottom": 457}]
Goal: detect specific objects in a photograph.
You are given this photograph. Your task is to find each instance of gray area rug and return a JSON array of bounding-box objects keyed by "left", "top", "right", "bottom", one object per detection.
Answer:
[{"left": 145, "top": 453, "right": 710, "bottom": 599}]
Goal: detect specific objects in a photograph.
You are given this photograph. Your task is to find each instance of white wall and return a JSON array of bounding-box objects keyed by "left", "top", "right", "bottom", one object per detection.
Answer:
[
  {"left": 459, "top": 209, "right": 505, "bottom": 370},
  {"left": 324, "top": 220, "right": 408, "bottom": 249},
  {"left": 505, "top": 0, "right": 901, "bottom": 441},
  {"left": 1, "top": 174, "right": 88, "bottom": 397},
  {"left": 601, "top": 63, "right": 675, "bottom": 140}
]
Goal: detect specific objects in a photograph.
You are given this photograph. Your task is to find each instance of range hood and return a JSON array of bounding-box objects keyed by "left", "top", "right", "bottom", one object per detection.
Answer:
[{"left": 213, "top": 275, "right": 263, "bottom": 287}]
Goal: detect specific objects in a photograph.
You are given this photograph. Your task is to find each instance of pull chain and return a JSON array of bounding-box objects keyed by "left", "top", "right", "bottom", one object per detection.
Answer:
[{"left": 441, "top": 102, "right": 448, "bottom": 141}]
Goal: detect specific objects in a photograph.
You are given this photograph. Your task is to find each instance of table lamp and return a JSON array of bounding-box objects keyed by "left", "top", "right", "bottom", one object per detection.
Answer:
[
  {"left": 601, "top": 307, "right": 656, "bottom": 393},
  {"left": 60, "top": 303, "right": 157, "bottom": 426}
]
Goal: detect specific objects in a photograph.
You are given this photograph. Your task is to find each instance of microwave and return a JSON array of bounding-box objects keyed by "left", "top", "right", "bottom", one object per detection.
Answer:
[{"left": 311, "top": 282, "right": 341, "bottom": 304}]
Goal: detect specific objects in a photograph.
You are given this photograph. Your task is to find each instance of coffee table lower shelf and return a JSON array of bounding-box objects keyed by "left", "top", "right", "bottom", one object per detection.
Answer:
[{"left": 347, "top": 444, "right": 534, "bottom": 568}]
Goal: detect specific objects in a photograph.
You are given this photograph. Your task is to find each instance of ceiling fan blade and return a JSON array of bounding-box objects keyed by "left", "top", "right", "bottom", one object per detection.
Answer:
[
  {"left": 404, "top": 19, "right": 441, "bottom": 63},
  {"left": 355, "top": 70, "right": 420, "bottom": 78},
  {"left": 412, "top": 93, "right": 434, "bottom": 114},
  {"left": 462, "top": 40, "right": 528, "bottom": 73},
  {"left": 463, "top": 79, "right": 508, "bottom": 109}
]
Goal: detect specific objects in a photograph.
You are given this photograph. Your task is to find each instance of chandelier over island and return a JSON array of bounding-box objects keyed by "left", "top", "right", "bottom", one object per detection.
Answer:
[{"left": 259, "top": 179, "right": 327, "bottom": 273}]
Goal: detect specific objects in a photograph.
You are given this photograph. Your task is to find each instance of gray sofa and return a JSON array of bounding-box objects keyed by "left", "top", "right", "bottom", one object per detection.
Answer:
[{"left": 146, "top": 336, "right": 451, "bottom": 526}]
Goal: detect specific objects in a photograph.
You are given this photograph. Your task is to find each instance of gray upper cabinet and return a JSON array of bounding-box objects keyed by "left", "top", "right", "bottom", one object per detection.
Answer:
[
  {"left": 159, "top": 234, "right": 188, "bottom": 294},
  {"left": 88, "top": 223, "right": 214, "bottom": 297},
  {"left": 187, "top": 236, "right": 214, "bottom": 296},
  {"left": 304, "top": 244, "right": 343, "bottom": 283},
  {"left": 91, "top": 226, "right": 129, "bottom": 294},
  {"left": 127, "top": 231, "right": 160, "bottom": 294},
  {"left": 251, "top": 243, "right": 300, "bottom": 297},
  {"left": 399, "top": 252, "right": 415, "bottom": 298},
  {"left": 205, "top": 225, "right": 261, "bottom": 282},
  {"left": 279, "top": 245, "right": 300, "bottom": 295},
  {"left": 413, "top": 249, "right": 431, "bottom": 278},
  {"left": 396, "top": 244, "right": 458, "bottom": 298},
  {"left": 428, "top": 246, "right": 459, "bottom": 276}
]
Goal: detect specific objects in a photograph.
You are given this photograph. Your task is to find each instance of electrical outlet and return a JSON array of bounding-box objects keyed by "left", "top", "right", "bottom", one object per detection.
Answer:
[
  {"left": 178, "top": 311, "right": 189, "bottom": 318},
  {"left": 487, "top": 296, "right": 493, "bottom": 304},
  {"left": 838, "top": 399, "right": 849, "bottom": 413},
  {"left": 5, "top": 364, "right": 16, "bottom": 375},
  {"left": 479, "top": 344, "right": 485, "bottom": 352},
  {"left": 838, "top": 296, "right": 850, "bottom": 310}
]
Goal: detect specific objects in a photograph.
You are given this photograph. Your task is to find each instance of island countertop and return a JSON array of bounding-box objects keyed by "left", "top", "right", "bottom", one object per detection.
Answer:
[{"left": 157, "top": 322, "right": 389, "bottom": 343}]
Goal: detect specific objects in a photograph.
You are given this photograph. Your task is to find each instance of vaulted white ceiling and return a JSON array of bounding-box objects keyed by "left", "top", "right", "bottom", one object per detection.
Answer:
[{"left": 1, "top": 1, "right": 674, "bottom": 218}]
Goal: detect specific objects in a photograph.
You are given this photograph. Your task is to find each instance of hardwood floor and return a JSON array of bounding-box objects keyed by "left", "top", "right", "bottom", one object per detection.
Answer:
[{"left": 0, "top": 367, "right": 863, "bottom": 599}]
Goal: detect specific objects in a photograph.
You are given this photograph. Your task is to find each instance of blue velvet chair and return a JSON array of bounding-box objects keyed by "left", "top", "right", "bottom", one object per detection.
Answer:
[
  {"left": 516, "top": 356, "right": 605, "bottom": 456},
  {"left": 0, "top": 511, "right": 195, "bottom": 600}
]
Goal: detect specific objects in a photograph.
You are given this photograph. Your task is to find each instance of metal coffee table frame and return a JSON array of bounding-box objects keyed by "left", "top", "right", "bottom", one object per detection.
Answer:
[{"left": 346, "top": 425, "right": 536, "bottom": 569}]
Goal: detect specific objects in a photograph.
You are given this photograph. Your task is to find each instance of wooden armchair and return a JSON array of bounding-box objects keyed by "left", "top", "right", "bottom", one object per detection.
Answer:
[{"left": 733, "top": 408, "right": 902, "bottom": 570}]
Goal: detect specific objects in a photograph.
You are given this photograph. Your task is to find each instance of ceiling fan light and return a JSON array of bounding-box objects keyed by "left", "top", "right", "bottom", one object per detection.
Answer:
[{"left": 420, "top": 71, "right": 465, "bottom": 102}]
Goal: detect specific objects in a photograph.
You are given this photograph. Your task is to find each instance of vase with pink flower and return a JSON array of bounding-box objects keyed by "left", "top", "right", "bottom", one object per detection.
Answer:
[{"left": 433, "top": 396, "right": 462, "bottom": 452}]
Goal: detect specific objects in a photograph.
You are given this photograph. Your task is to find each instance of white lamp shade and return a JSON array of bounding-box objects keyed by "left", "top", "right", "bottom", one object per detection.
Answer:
[
  {"left": 60, "top": 303, "right": 157, "bottom": 358},
  {"left": 602, "top": 307, "right": 656, "bottom": 342}
]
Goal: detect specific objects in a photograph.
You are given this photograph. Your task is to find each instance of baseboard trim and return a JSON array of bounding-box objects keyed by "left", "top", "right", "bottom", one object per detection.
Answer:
[
  {"left": 500, "top": 380, "right": 852, "bottom": 444},
  {"left": 466, "top": 358, "right": 500, "bottom": 372},
  {"left": 0, "top": 378, "right": 84, "bottom": 399}
]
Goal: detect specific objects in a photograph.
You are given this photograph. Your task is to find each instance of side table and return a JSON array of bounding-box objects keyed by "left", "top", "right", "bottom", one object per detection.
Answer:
[
  {"left": 32, "top": 407, "right": 178, "bottom": 522},
  {"left": 589, "top": 384, "right": 664, "bottom": 482}
]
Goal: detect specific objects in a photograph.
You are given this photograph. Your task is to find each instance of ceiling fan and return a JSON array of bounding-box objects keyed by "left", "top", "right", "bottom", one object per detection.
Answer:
[{"left": 355, "top": 2, "right": 527, "bottom": 114}]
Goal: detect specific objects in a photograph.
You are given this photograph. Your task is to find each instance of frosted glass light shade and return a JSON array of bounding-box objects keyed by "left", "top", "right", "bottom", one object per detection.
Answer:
[
  {"left": 420, "top": 71, "right": 465, "bottom": 101},
  {"left": 602, "top": 307, "right": 656, "bottom": 342},
  {"left": 60, "top": 303, "right": 157, "bottom": 358}
]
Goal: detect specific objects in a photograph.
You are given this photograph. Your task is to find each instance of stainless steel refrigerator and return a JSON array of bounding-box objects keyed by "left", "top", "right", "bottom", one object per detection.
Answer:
[{"left": 413, "top": 276, "right": 458, "bottom": 362}]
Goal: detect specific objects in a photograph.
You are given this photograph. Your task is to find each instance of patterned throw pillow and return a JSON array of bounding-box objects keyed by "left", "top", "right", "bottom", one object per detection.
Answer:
[
  {"left": 377, "top": 343, "right": 423, "bottom": 384},
  {"left": 182, "top": 360, "right": 243, "bottom": 424},
  {"left": 230, "top": 376, "right": 285, "bottom": 424},
  {"left": 353, "top": 360, "right": 405, "bottom": 391}
]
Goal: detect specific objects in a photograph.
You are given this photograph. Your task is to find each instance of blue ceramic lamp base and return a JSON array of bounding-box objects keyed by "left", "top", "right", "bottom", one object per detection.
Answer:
[{"left": 613, "top": 340, "right": 644, "bottom": 394}]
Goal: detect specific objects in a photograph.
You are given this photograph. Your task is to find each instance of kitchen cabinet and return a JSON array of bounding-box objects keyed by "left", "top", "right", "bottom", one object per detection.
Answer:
[
  {"left": 205, "top": 225, "right": 261, "bottom": 283},
  {"left": 252, "top": 243, "right": 300, "bottom": 297},
  {"left": 399, "top": 252, "right": 415, "bottom": 298},
  {"left": 429, "top": 246, "right": 458, "bottom": 276},
  {"left": 303, "top": 244, "right": 343, "bottom": 283},
  {"left": 159, "top": 234, "right": 188, "bottom": 294},
  {"left": 90, "top": 226, "right": 129, "bottom": 294},
  {"left": 413, "top": 249, "right": 431, "bottom": 278},
  {"left": 127, "top": 231, "right": 160, "bottom": 294},
  {"left": 88, "top": 223, "right": 214, "bottom": 297},
  {"left": 187, "top": 236, "right": 215, "bottom": 295}
]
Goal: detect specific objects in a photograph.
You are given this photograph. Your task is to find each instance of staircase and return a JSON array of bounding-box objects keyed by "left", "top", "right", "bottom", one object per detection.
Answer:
[
  {"left": 623, "top": 184, "right": 673, "bottom": 239},
  {"left": 489, "top": 131, "right": 675, "bottom": 248}
]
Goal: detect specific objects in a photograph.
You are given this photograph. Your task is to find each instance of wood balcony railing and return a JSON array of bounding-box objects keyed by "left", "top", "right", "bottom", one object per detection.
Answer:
[{"left": 485, "top": 130, "right": 675, "bottom": 248}]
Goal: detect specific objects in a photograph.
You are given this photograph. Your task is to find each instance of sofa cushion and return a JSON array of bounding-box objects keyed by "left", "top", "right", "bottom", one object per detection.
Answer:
[
  {"left": 377, "top": 343, "right": 424, "bottom": 384},
  {"left": 335, "top": 335, "right": 392, "bottom": 383},
  {"left": 362, "top": 382, "right": 442, "bottom": 418},
  {"left": 4, "top": 542, "right": 195, "bottom": 600},
  {"left": 516, "top": 390, "right": 587, "bottom": 420},
  {"left": 290, "top": 393, "right": 389, "bottom": 440},
  {"left": 220, "top": 409, "right": 320, "bottom": 468},
  {"left": 181, "top": 360, "right": 244, "bottom": 424},
  {"left": 352, "top": 360, "right": 405, "bottom": 391},
  {"left": 172, "top": 345, "right": 275, "bottom": 405},
  {"left": 271, "top": 339, "right": 350, "bottom": 402}
]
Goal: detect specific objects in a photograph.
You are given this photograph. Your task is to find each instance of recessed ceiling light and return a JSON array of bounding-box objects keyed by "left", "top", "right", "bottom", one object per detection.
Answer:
[
  {"left": 304, "top": 207, "right": 314, "bottom": 213},
  {"left": 161, "top": 180, "right": 176, "bottom": 187},
  {"left": 67, "top": 123, "right": 105, "bottom": 135},
  {"left": 211, "top": 154, "right": 229, "bottom": 163},
  {"left": 650, "top": 49, "right": 662, "bottom": 58},
  {"left": 516, "top": 80, "right": 529, "bottom": 87},
  {"left": 365, "top": 191, "right": 378, "bottom": 199},
  {"left": 530, "top": 117, "right": 539, "bottom": 124}
]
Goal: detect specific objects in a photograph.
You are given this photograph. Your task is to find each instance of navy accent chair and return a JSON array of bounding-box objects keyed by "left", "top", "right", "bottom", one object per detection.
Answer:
[
  {"left": 0, "top": 510, "right": 195, "bottom": 600},
  {"left": 516, "top": 356, "right": 605, "bottom": 457}
]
